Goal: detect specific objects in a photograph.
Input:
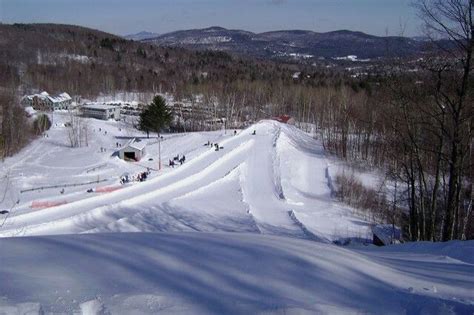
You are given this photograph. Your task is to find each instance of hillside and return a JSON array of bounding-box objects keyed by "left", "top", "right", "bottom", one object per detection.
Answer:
[
  {"left": 124, "top": 31, "right": 160, "bottom": 41},
  {"left": 0, "top": 114, "right": 473, "bottom": 313},
  {"left": 0, "top": 116, "right": 368, "bottom": 241},
  {"left": 1, "top": 233, "right": 472, "bottom": 314},
  {"left": 0, "top": 23, "right": 303, "bottom": 98},
  {"left": 143, "top": 26, "right": 427, "bottom": 60}
]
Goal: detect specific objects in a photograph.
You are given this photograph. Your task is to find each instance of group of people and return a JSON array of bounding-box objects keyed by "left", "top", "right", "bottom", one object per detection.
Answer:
[
  {"left": 119, "top": 170, "right": 150, "bottom": 184},
  {"left": 136, "top": 171, "right": 148, "bottom": 182},
  {"left": 204, "top": 141, "right": 223, "bottom": 151},
  {"left": 169, "top": 154, "right": 186, "bottom": 168}
]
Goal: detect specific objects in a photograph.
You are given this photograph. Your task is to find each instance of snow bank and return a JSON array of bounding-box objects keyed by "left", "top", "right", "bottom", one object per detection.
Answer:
[
  {"left": 0, "top": 233, "right": 472, "bottom": 314},
  {"left": 80, "top": 299, "right": 108, "bottom": 315},
  {"left": 372, "top": 240, "right": 474, "bottom": 265}
]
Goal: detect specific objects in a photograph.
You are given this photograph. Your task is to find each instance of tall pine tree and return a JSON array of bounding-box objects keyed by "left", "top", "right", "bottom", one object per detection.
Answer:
[{"left": 138, "top": 95, "right": 172, "bottom": 138}]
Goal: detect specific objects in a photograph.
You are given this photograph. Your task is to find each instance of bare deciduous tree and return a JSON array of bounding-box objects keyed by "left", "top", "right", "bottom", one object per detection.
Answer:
[{"left": 415, "top": 0, "right": 473, "bottom": 240}]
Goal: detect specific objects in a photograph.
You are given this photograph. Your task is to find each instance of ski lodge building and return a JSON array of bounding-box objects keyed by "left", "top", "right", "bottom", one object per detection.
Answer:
[
  {"left": 21, "top": 91, "right": 72, "bottom": 111},
  {"left": 118, "top": 138, "right": 147, "bottom": 161},
  {"left": 81, "top": 104, "right": 121, "bottom": 120}
]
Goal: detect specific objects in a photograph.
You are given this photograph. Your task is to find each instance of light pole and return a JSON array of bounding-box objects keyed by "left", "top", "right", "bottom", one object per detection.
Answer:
[{"left": 158, "top": 135, "right": 161, "bottom": 171}]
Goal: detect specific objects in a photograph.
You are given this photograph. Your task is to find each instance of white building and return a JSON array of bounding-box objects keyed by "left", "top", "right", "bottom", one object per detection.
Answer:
[
  {"left": 21, "top": 91, "right": 72, "bottom": 111},
  {"left": 81, "top": 104, "right": 121, "bottom": 120},
  {"left": 118, "top": 138, "right": 147, "bottom": 161}
]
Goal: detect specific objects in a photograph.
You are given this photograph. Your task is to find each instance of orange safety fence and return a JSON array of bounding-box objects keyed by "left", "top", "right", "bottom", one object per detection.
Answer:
[
  {"left": 95, "top": 185, "right": 123, "bottom": 193},
  {"left": 31, "top": 200, "right": 68, "bottom": 209}
]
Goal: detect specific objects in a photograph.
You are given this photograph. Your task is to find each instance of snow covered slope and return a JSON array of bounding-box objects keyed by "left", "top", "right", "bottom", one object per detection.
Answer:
[
  {"left": 1, "top": 115, "right": 473, "bottom": 314},
  {"left": 1, "top": 233, "right": 473, "bottom": 314},
  {"left": 0, "top": 118, "right": 368, "bottom": 242}
]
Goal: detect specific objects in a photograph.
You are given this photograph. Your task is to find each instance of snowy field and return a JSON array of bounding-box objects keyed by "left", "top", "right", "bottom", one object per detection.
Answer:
[
  {"left": 0, "top": 113, "right": 369, "bottom": 241},
  {"left": 0, "top": 112, "right": 473, "bottom": 314}
]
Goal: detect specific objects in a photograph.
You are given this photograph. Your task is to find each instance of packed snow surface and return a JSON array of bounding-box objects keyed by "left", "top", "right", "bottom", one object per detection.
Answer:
[
  {"left": 0, "top": 115, "right": 369, "bottom": 241},
  {"left": 1, "top": 233, "right": 473, "bottom": 314},
  {"left": 0, "top": 114, "right": 473, "bottom": 314}
]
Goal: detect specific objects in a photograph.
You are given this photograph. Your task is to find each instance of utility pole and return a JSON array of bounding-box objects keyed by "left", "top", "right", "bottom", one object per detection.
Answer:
[{"left": 158, "top": 135, "right": 161, "bottom": 171}]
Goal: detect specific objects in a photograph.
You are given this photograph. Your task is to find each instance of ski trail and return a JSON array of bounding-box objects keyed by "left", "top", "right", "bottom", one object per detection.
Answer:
[
  {"left": 0, "top": 120, "right": 372, "bottom": 242},
  {"left": 4, "top": 129, "right": 248, "bottom": 222},
  {"left": 239, "top": 122, "right": 306, "bottom": 238},
  {"left": 1, "top": 138, "right": 255, "bottom": 236}
]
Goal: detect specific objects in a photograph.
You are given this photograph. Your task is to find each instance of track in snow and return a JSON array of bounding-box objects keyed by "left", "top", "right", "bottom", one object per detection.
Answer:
[{"left": 0, "top": 120, "right": 370, "bottom": 241}]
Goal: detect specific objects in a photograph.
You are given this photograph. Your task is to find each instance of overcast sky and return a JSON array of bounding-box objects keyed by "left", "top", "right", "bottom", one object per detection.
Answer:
[{"left": 0, "top": 0, "right": 421, "bottom": 37}]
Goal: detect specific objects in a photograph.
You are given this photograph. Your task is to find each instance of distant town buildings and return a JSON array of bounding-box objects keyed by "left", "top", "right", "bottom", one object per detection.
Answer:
[
  {"left": 21, "top": 91, "right": 72, "bottom": 111},
  {"left": 81, "top": 104, "right": 121, "bottom": 120}
]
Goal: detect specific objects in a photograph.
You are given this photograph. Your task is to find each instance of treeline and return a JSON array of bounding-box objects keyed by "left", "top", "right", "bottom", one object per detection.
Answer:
[
  {"left": 153, "top": 65, "right": 473, "bottom": 241},
  {"left": 0, "top": 91, "right": 31, "bottom": 158},
  {"left": 291, "top": 0, "right": 473, "bottom": 241},
  {"left": 0, "top": 22, "right": 349, "bottom": 156},
  {"left": 0, "top": 64, "right": 31, "bottom": 158},
  {"left": 0, "top": 23, "right": 342, "bottom": 98}
]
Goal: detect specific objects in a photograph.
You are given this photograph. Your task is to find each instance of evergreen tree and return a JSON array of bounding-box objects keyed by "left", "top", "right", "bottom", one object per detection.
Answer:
[{"left": 138, "top": 95, "right": 172, "bottom": 138}]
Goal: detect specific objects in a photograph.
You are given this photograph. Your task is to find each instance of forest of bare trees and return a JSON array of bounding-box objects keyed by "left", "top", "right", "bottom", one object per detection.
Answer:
[
  {"left": 391, "top": 0, "right": 473, "bottom": 241},
  {"left": 299, "top": 0, "right": 473, "bottom": 241}
]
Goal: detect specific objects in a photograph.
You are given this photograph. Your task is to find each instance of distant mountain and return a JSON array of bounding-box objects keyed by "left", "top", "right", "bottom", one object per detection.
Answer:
[
  {"left": 124, "top": 31, "right": 160, "bottom": 41},
  {"left": 411, "top": 36, "right": 431, "bottom": 42},
  {"left": 1, "top": 23, "right": 313, "bottom": 98},
  {"left": 143, "top": 27, "right": 429, "bottom": 60}
]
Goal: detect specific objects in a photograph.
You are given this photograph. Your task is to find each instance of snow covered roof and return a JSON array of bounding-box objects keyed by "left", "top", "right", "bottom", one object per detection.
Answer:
[
  {"left": 82, "top": 104, "right": 117, "bottom": 111},
  {"left": 22, "top": 94, "right": 46, "bottom": 101},
  {"left": 123, "top": 138, "right": 147, "bottom": 151},
  {"left": 22, "top": 91, "right": 71, "bottom": 104},
  {"left": 372, "top": 224, "right": 401, "bottom": 245},
  {"left": 48, "top": 92, "right": 72, "bottom": 103},
  {"left": 24, "top": 106, "right": 37, "bottom": 116}
]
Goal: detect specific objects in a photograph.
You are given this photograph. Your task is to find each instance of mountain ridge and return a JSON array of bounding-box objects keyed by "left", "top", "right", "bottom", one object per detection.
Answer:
[
  {"left": 124, "top": 30, "right": 160, "bottom": 41},
  {"left": 140, "top": 26, "right": 428, "bottom": 60}
]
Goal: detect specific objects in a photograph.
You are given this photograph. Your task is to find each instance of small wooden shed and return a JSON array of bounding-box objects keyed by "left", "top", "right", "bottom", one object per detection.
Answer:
[
  {"left": 372, "top": 224, "right": 402, "bottom": 246},
  {"left": 119, "top": 138, "right": 147, "bottom": 161}
]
